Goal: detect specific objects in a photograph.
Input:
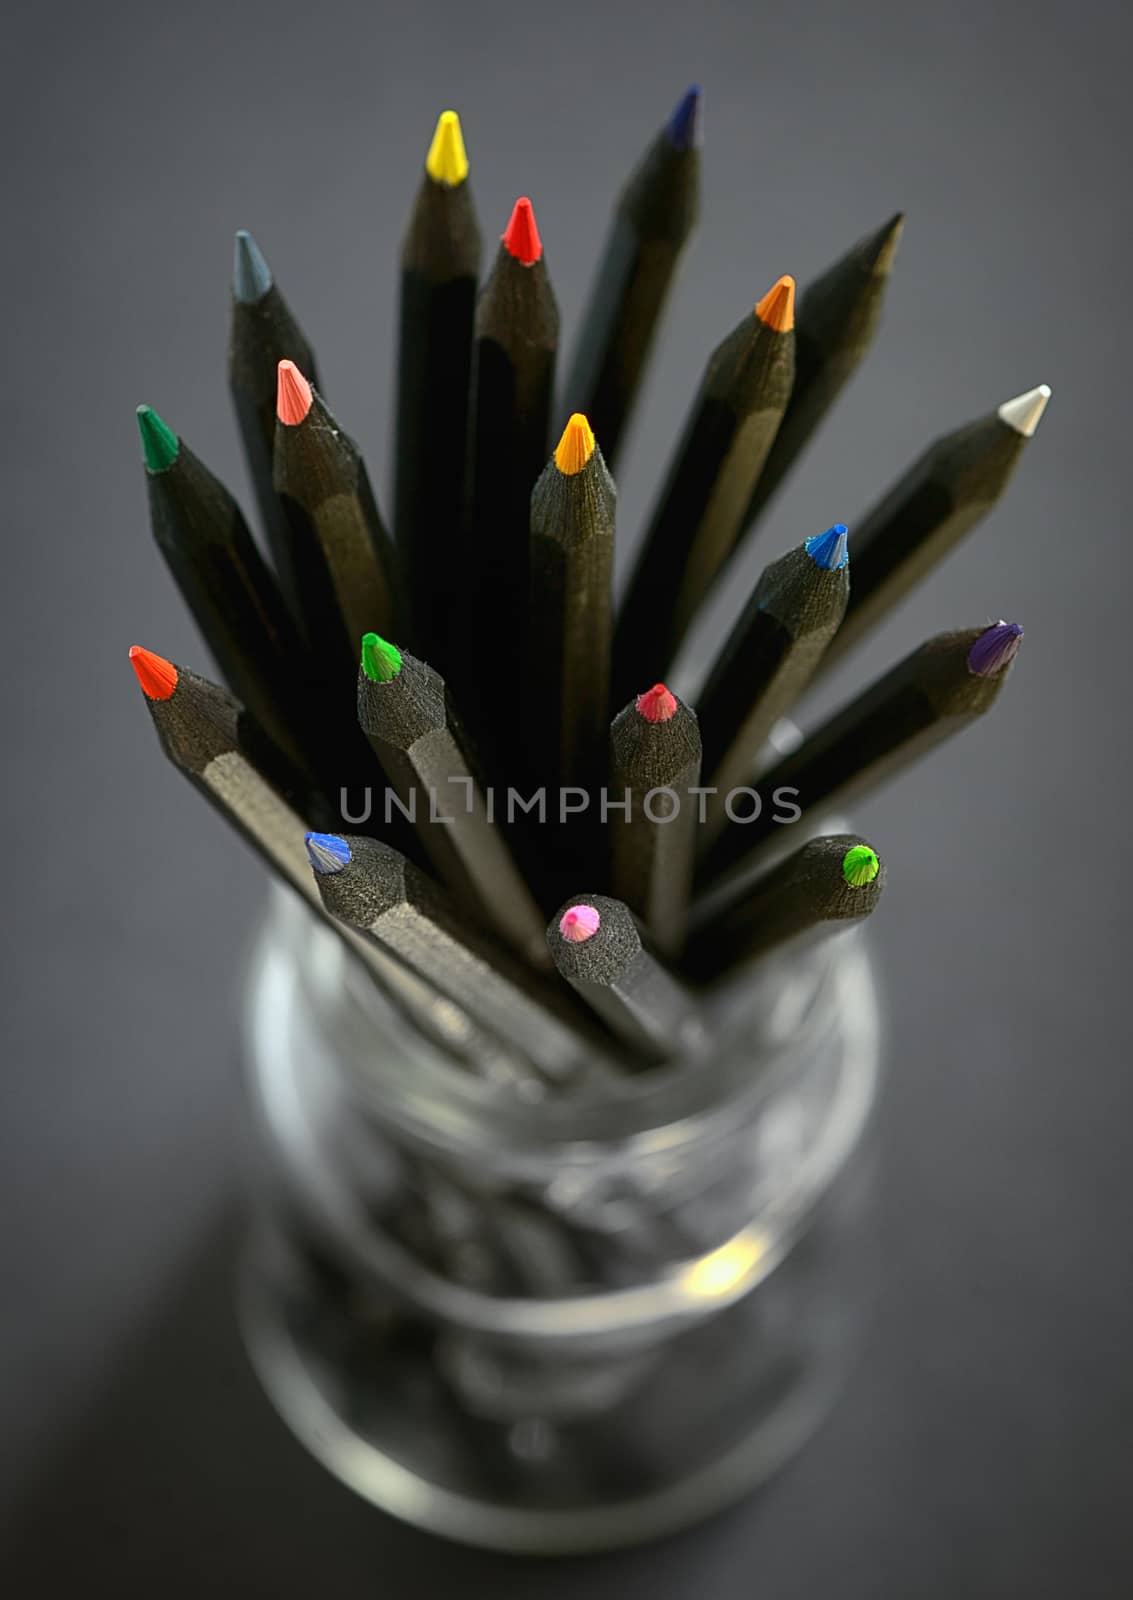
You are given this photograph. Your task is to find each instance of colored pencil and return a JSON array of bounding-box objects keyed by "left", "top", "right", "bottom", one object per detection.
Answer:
[
  {"left": 127, "top": 647, "right": 518, "bottom": 1074},
  {"left": 565, "top": 86, "right": 702, "bottom": 468},
  {"left": 464, "top": 197, "right": 560, "bottom": 690},
  {"left": 272, "top": 359, "right": 400, "bottom": 684},
  {"left": 612, "top": 275, "right": 796, "bottom": 705},
  {"left": 548, "top": 894, "right": 705, "bottom": 1063},
  {"left": 136, "top": 403, "right": 317, "bottom": 783},
  {"left": 687, "top": 834, "right": 886, "bottom": 980},
  {"left": 609, "top": 683, "right": 702, "bottom": 956},
  {"left": 695, "top": 523, "right": 850, "bottom": 847},
  {"left": 528, "top": 413, "right": 616, "bottom": 789},
  {"left": 306, "top": 832, "right": 616, "bottom": 1088},
  {"left": 394, "top": 111, "right": 482, "bottom": 661},
  {"left": 740, "top": 215, "right": 904, "bottom": 532},
  {"left": 227, "top": 228, "right": 321, "bottom": 568},
  {"left": 355, "top": 632, "right": 548, "bottom": 968},
  {"left": 819, "top": 386, "right": 1050, "bottom": 675},
  {"left": 699, "top": 621, "right": 1023, "bottom": 889}
]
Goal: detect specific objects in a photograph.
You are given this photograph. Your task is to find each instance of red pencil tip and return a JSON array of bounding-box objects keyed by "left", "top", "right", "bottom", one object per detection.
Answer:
[
  {"left": 129, "top": 645, "right": 179, "bottom": 701},
  {"left": 276, "top": 359, "right": 313, "bottom": 425},
  {"left": 636, "top": 683, "right": 677, "bottom": 723},
  {"left": 502, "top": 197, "right": 542, "bottom": 265}
]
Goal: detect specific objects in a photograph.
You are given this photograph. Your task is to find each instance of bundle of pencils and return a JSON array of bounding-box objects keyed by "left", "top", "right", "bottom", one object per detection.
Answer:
[{"left": 130, "top": 93, "right": 1045, "bottom": 1088}]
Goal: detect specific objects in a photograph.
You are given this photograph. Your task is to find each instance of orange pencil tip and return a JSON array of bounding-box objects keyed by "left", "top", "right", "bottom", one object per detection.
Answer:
[
  {"left": 502, "top": 197, "right": 542, "bottom": 265},
  {"left": 755, "top": 274, "right": 795, "bottom": 332},
  {"left": 276, "top": 359, "right": 313, "bottom": 425},
  {"left": 129, "top": 645, "right": 179, "bottom": 701},
  {"left": 554, "top": 413, "right": 596, "bottom": 474}
]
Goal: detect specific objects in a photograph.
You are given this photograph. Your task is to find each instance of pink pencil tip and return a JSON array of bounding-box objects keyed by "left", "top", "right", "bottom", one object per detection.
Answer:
[
  {"left": 636, "top": 683, "right": 677, "bottom": 723},
  {"left": 276, "top": 359, "right": 313, "bottom": 425},
  {"left": 559, "top": 904, "right": 601, "bottom": 943}
]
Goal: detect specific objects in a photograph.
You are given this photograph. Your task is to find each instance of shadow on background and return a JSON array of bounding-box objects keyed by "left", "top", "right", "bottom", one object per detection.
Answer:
[{"left": 0, "top": 1200, "right": 757, "bottom": 1599}]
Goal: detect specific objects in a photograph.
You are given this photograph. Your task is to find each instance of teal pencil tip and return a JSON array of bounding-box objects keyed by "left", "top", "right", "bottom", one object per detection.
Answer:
[
  {"left": 233, "top": 229, "right": 272, "bottom": 303},
  {"left": 136, "top": 405, "right": 180, "bottom": 474}
]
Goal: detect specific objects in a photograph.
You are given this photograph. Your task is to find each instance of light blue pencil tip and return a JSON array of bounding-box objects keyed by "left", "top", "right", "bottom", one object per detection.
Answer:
[
  {"left": 233, "top": 229, "right": 273, "bottom": 303},
  {"left": 805, "top": 524, "right": 850, "bottom": 571},
  {"left": 305, "top": 832, "right": 352, "bottom": 875},
  {"left": 666, "top": 86, "right": 702, "bottom": 151}
]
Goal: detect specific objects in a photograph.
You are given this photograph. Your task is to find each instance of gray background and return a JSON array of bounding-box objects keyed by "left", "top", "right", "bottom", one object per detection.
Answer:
[{"left": 2, "top": 0, "right": 1129, "bottom": 1593}]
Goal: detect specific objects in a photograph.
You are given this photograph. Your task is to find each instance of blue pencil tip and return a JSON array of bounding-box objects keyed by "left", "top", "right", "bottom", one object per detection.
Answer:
[
  {"left": 805, "top": 524, "right": 850, "bottom": 571},
  {"left": 305, "top": 832, "right": 352, "bottom": 874},
  {"left": 666, "top": 86, "right": 702, "bottom": 151},
  {"left": 233, "top": 229, "right": 273, "bottom": 303}
]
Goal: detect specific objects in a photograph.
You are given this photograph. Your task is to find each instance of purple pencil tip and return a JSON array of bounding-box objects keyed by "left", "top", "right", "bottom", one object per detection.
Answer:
[
  {"left": 968, "top": 621, "right": 1024, "bottom": 677},
  {"left": 666, "top": 86, "right": 702, "bottom": 151}
]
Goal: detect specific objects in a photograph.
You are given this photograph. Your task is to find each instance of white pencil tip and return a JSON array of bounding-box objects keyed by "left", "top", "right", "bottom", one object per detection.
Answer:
[{"left": 997, "top": 384, "right": 1051, "bottom": 438}]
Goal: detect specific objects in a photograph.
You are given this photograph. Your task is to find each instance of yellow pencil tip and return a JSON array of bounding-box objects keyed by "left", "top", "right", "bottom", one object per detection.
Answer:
[
  {"left": 425, "top": 110, "right": 469, "bottom": 186},
  {"left": 554, "top": 413, "right": 596, "bottom": 474},
  {"left": 755, "top": 274, "right": 795, "bottom": 332}
]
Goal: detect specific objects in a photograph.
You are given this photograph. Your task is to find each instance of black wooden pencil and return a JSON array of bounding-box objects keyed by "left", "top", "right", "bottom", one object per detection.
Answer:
[
  {"left": 687, "top": 834, "right": 886, "bottom": 981},
  {"left": 818, "top": 385, "right": 1050, "bottom": 675},
  {"left": 356, "top": 632, "right": 548, "bottom": 968},
  {"left": 612, "top": 275, "right": 796, "bottom": 706},
  {"left": 306, "top": 831, "right": 617, "bottom": 1089},
  {"left": 272, "top": 359, "right": 400, "bottom": 686},
  {"left": 548, "top": 895, "right": 705, "bottom": 1064},
  {"left": 127, "top": 646, "right": 512, "bottom": 1071},
  {"left": 228, "top": 228, "right": 321, "bottom": 569},
  {"left": 740, "top": 215, "right": 904, "bottom": 532},
  {"left": 528, "top": 413, "right": 616, "bottom": 789},
  {"left": 695, "top": 524, "right": 850, "bottom": 847},
  {"left": 700, "top": 621, "right": 1024, "bottom": 890},
  {"left": 394, "top": 111, "right": 482, "bottom": 661},
  {"left": 136, "top": 403, "right": 318, "bottom": 783},
  {"left": 463, "top": 197, "right": 560, "bottom": 690},
  {"left": 564, "top": 86, "right": 702, "bottom": 469},
  {"left": 609, "top": 683, "right": 702, "bottom": 957}
]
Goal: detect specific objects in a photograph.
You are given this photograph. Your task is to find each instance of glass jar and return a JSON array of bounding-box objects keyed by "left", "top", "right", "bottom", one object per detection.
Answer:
[{"left": 239, "top": 883, "right": 882, "bottom": 1554}]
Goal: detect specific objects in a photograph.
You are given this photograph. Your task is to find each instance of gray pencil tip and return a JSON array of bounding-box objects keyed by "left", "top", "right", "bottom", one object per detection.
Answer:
[
  {"left": 233, "top": 229, "right": 273, "bottom": 303},
  {"left": 997, "top": 384, "right": 1051, "bottom": 438}
]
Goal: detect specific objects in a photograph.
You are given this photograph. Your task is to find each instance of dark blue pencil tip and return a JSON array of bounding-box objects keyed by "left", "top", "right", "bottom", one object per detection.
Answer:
[
  {"left": 666, "top": 86, "right": 702, "bottom": 151},
  {"left": 805, "top": 524, "right": 850, "bottom": 571},
  {"left": 305, "top": 832, "right": 352, "bottom": 874},
  {"left": 233, "top": 229, "right": 273, "bottom": 303}
]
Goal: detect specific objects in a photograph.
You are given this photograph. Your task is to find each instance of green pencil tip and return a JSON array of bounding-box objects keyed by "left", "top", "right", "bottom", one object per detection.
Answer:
[
  {"left": 842, "top": 845, "right": 880, "bottom": 888},
  {"left": 360, "top": 632, "right": 402, "bottom": 683},
  {"left": 136, "top": 405, "right": 179, "bottom": 474}
]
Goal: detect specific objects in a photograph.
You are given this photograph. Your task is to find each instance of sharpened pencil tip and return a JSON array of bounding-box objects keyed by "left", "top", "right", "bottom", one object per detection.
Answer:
[
  {"left": 997, "top": 384, "right": 1051, "bottom": 438},
  {"left": 425, "top": 109, "right": 469, "bottom": 186},
  {"left": 805, "top": 523, "right": 850, "bottom": 571},
  {"left": 755, "top": 275, "right": 795, "bottom": 333},
  {"left": 502, "top": 197, "right": 542, "bottom": 265},
  {"left": 865, "top": 212, "right": 905, "bottom": 275},
  {"left": 636, "top": 683, "right": 678, "bottom": 723},
  {"left": 554, "top": 413, "right": 596, "bottom": 474},
  {"left": 129, "top": 644, "right": 179, "bottom": 701},
  {"left": 842, "top": 844, "right": 880, "bottom": 887},
  {"left": 233, "top": 229, "right": 273, "bottom": 303},
  {"left": 665, "top": 85, "right": 702, "bottom": 151},
  {"left": 968, "top": 621, "right": 1023, "bottom": 677},
  {"left": 276, "top": 359, "right": 313, "bottom": 425},
  {"left": 305, "top": 832, "right": 352, "bottom": 875},
  {"left": 360, "top": 632, "right": 402, "bottom": 683},
  {"left": 559, "top": 904, "right": 601, "bottom": 943},
  {"left": 136, "top": 405, "right": 179, "bottom": 474}
]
